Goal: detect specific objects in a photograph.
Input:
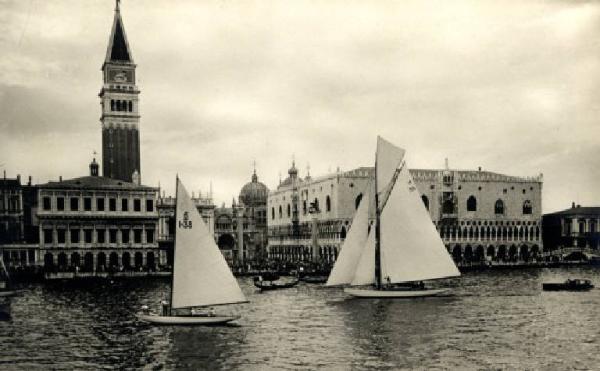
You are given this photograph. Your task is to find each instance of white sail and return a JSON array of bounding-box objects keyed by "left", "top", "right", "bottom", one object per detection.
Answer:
[
  {"left": 350, "top": 230, "right": 376, "bottom": 286},
  {"left": 326, "top": 186, "right": 371, "bottom": 286},
  {"left": 376, "top": 136, "right": 405, "bottom": 195},
  {"left": 172, "top": 179, "right": 247, "bottom": 309},
  {"left": 379, "top": 164, "right": 460, "bottom": 283}
]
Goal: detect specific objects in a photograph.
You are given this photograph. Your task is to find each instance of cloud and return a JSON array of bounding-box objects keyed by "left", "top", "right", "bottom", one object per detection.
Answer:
[{"left": 0, "top": 0, "right": 599, "bottom": 212}]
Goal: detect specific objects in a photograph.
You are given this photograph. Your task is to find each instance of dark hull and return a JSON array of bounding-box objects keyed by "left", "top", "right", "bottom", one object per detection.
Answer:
[
  {"left": 543, "top": 283, "right": 594, "bottom": 291},
  {"left": 301, "top": 276, "right": 328, "bottom": 284},
  {"left": 254, "top": 279, "right": 299, "bottom": 291}
]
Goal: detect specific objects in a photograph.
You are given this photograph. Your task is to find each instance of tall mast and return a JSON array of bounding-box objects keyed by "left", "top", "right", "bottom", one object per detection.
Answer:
[
  {"left": 374, "top": 154, "right": 382, "bottom": 290},
  {"left": 169, "top": 175, "right": 179, "bottom": 312}
]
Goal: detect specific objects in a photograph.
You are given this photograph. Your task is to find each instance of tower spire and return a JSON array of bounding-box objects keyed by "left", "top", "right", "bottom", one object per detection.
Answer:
[{"left": 116, "top": 0, "right": 120, "bottom": 12}]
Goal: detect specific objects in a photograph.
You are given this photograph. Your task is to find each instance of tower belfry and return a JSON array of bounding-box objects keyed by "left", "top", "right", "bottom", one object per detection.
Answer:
[{"left": 99, "top": 1, "right": 141, "bottom": 183}]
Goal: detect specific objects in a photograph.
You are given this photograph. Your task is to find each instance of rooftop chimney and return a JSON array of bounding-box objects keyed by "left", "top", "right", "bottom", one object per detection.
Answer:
[
  {"left": 59, "top": 175, "right": 63, "bottom": 182},
  {"left": 28, "top": 176, "right": 32, "bottom": 186},
  {"left": 478, "top": 166, "right": 482, "bottom": 172},
  {"left": 572, "top": 202, "right": 576, "bottom": 208},
  {"left": 16, "top": 174, "right": 20, "bottom": 183}
]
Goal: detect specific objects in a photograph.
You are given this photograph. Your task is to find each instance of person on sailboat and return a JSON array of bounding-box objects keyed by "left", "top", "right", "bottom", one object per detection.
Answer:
[{"left": 161, "top": 300, "right": 169, "bottom": 316}]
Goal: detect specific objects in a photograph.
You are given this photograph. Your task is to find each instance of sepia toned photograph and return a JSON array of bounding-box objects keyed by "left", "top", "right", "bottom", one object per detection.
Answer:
[{"left": 1, "top": 0, "right": 599, "bottom": 369}]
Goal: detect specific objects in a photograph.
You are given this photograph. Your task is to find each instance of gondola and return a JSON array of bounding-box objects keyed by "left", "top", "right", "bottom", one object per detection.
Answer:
[{"left": 253, "top": 276, "right": 299, "bottom": 291}]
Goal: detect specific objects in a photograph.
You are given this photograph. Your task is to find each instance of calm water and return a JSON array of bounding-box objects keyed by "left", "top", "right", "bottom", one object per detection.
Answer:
[{"left": 2, "top": 267, "right": 600, "bottom": 370}]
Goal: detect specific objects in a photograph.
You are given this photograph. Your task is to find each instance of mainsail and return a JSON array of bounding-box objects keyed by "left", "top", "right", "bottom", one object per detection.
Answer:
[
  {"left": 379, "top": 159, "right": 461, "bottom": 283},
  {"left": 326, "top": 186, "right": 371, "bottom": 286},
  {"left": 171, "top": 179, "right": 247, "bottom": 309}
]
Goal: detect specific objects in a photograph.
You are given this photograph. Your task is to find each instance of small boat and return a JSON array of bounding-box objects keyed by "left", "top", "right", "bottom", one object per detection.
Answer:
[
  {"left": 301, "top": 275, "right": 328, "bottom": 284},
  {"left": 138, "top": 178, "right": 248, "bottom": 325},
  {"left": 0, "top": 258, "right": 17, "bottom": 298},
  {"left": 326, "top": 137, "right": 461, "bottom": 298},
  {"left": 543, "top": 279, "right": 594, "bottom": 291},
  {"left": 253, "top": 276, "right": 299, "bottom": 291}
]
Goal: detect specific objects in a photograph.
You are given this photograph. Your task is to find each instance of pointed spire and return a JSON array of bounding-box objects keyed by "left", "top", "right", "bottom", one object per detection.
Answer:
[
  {"left": 252, "top": 160, "right": 258, "bottom": 182},
  {"left": 104, "top": 0, "right": 133, "bottom": 64}
]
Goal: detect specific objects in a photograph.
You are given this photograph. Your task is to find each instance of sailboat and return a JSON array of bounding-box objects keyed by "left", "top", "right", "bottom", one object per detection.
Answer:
[
  {"left": 326, "top": 136, "right": 460, "bottom": 298},
  {"left": 0, "top": 257, "right": 17, "bottom": 298},
  {"left": 138, "top": 177, "right": 248, "bottom": 325}
]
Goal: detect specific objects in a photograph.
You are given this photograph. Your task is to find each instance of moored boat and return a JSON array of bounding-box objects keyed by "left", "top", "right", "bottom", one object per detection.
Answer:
[
  {"left": 326, "top": 137, "right": 460, "bottom": 298},
  {"left": 253, "top": 276, "right": 299, "bottom": 290},
  {"left": 137, "top": 177, "right": 247, "bottom": 325},
  {"left": 542, "top": 279, "right": 594, "bottom": 291},
  {"left": 0, "top": 258, "right": 17, "bottom": 298}
]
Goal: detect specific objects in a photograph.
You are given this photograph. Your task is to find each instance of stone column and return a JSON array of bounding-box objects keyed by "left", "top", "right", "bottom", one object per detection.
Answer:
[
  {"left": 311, "top": 217, "right": 319, "bottom": 263},
  {"left": 237, "top": 212, "right": 244, "bottom": 265}
]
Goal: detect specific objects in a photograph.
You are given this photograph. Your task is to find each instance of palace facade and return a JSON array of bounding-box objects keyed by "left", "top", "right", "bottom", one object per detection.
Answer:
[
  {"left": 267, "top": 163, "right": 543, "bottom": 265},
  {"left": 38, "top": 160, "right": 161, "bottom": 275}
]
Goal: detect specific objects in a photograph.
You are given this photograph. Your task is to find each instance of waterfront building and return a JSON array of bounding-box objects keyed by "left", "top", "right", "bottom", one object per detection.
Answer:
[
  {"left": 542, "top": 203, "right": 600, "bottom": 258},
  {"left": 267, "top": 164, "right": 374, "bottom": 265},
  {"left": 157, "top": 189, "right": 216, "bottom": 266},
  {"left": 0, "top": 173, "right": 24, "bottom": 245},
  {"left": 37, "top": 159, "right": 161, "bottom": 274},
  {"left": 215, "top": 169, "right": 269, "bottom": 266},
  {"left": 267, "top": 162, "right": 543, "bottom": 265},
  {"left": 100, "top": 2, "right": 141, "bottom": 183},
  {"left": 0, "top": 173, "right": 39, "bottom": 270}
]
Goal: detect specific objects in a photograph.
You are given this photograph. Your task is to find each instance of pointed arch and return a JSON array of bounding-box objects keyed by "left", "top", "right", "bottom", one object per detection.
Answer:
[
  {"left": 421, "top": 195, "right": 429, "bottom": 211},
  {"left": 522, "top": 200, "right": 532, "bottom": 215},
  {"left": 467, "top": 195, "right": 477, "bottom": 211},
  {"left": 355, "top": 193, "right": 363, "bottom": 210},
  {"left": 495, "top": 199, "right": 505, "bottom": 215}
]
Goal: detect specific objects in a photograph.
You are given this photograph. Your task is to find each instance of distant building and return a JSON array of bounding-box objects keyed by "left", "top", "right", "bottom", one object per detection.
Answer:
[
  {"left": 0, "top": 173, "right": 38, "bottom": 269},
  {"left": 267, "top": 162, "right": 543, "bottom": 265},
  {"left": 37, "top": 159, "right": 161, "bottom": 274},
  {"left": 100, "top": 3, "right": 141, "bottom": 183},
  {"left": 215, "top": 169, "right": 269, "bottom": 265},
  {"left": 542, "top": 203, "right": 600, "bottom": 256},
  {"left": 0, "top": 173, "right": 24, "bottom": 244},
  {"left": 267, "top": 164, "right": 373, "bottom": 265}
]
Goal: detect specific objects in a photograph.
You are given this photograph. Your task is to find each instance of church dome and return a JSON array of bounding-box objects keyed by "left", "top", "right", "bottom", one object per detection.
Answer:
[{"left": 239, "top": 170, "right": 269, "bottom": 207}]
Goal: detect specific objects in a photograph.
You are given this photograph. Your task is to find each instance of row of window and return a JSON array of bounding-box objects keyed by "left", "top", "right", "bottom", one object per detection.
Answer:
[
  {"left": 43, "top": 228, "right": 154, "bottom": 245},
  {"left": 110, "top": 99, "right": 133, "bottom": 112},
  {"left": 42, "top": 196, "right": 153, "bottom": 213},
  {"left": 0, "top": 196, "right": 21, "bottom": 212},
  {"left": 270, "top": 196, "right": 333, "bottom": 220},
  {"left": 422, "top": 195, "right": 533, "bottom": 215},
  {"left": 564, "top": 220, "right": 598, "bottom": 234}
]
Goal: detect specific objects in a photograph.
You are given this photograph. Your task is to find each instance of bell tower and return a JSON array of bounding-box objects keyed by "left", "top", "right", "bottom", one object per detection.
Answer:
[{"left": 99, "top": 0, "right": 141, "bottom": 183}]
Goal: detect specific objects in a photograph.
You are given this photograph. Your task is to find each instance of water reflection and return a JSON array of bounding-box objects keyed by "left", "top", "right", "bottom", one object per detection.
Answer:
[{"left": 1, "top": 268, "right": 600, "bottom": 369}]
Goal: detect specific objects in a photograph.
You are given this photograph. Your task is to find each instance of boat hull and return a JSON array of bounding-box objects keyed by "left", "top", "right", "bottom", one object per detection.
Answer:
[
  {"left": 254, "top": 278, "right": 299, "bottom": 290},
  {"left": 137, "top": 313, "right": 240, "bottom": 325},
  {"left": 542, "top": 283, "right": 594, "bottom": 291},
  {"left": 344, "top": 287, "right": 449, "bottom": 298},
  {"left": 0, "top": 290, "right": 17, "bottom": 298}
]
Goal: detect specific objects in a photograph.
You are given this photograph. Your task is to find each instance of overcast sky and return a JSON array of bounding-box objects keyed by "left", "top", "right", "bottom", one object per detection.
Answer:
[{"left": 1, "top": 0, "right": 598, "bottom": 212}]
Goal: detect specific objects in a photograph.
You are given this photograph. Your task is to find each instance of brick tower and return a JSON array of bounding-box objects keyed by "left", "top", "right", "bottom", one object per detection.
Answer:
[{"left": 99, "top": 1, "right": 141, "bottom": 183}]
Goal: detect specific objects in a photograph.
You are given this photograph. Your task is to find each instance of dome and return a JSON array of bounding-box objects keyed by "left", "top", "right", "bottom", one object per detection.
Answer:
[{"left": 239, "top": 170, "right": 269, "bottom": 207}]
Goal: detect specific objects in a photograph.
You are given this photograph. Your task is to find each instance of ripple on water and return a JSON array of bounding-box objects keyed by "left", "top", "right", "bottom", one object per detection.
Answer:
[{"left": 2, "top": 267, "right": 600, "bottom": 369}]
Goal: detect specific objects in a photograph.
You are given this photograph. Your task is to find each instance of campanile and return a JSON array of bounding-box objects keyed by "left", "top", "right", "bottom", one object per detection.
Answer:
[{"left": 99, "top": 1, "right": 141, "bottom": 183}]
